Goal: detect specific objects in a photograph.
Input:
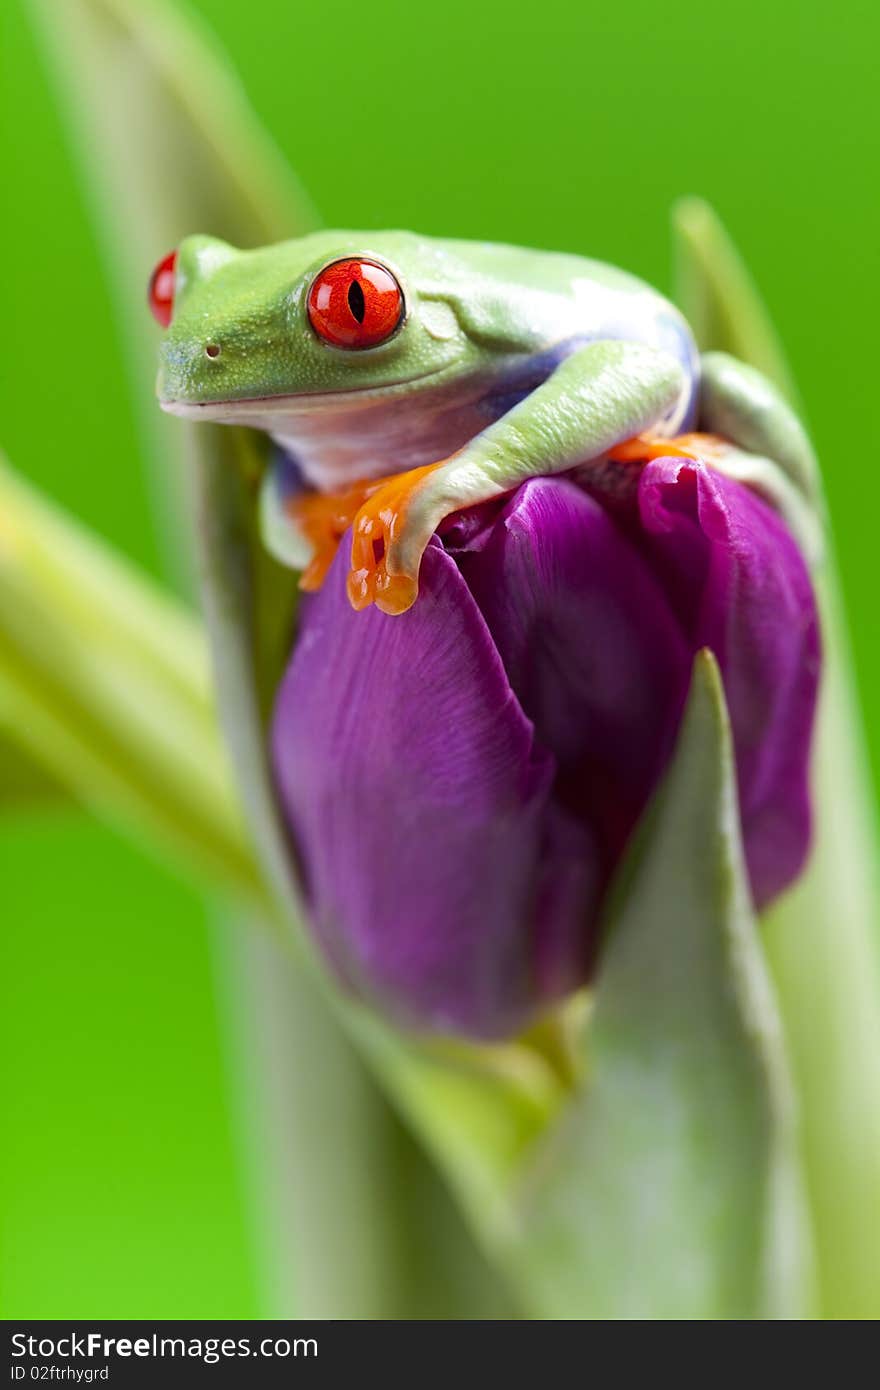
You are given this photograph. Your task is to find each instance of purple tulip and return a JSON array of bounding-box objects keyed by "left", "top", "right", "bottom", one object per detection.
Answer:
[{"left": 271, "top": 458, "right": 820, "bottom": 1039}]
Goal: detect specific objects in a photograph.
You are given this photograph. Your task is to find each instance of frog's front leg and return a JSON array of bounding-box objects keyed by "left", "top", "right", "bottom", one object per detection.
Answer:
[{"left": 348, "top": 340, "right": 687, "bottom": 615}]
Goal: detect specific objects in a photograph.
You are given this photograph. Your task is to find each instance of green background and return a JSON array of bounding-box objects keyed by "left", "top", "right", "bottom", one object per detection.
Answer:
[{"left": 2, "top": 0, "right": 877, "bottom": 1316}]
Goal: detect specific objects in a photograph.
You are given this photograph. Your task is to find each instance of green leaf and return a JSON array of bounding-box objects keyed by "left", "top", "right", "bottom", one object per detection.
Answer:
[
  {"left": 223, "top": 921, "right": 518, "bottom": 1318},
  {"left": 672, "top": 197, "right": 798, "bottom": 402},
  {"left": 0, "top": 453, "right": 258, "bottom": 892},
  {"left": 674, "top": 198, "right": 880, "bottom": 1318},
  {"left": 0, "top": 734, "right": 68, "bottom": 809},
  {"left": 509, "top": 652, "right": 814, "bottom": 1319},
  {"left": 763, "top": 583, "right": 880, "bottom": 1319}
]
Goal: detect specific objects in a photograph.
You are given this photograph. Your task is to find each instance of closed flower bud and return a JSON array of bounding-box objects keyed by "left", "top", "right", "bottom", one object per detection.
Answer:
[{"left": 271, "top": 457, "right": 820, "bottom": 1038}]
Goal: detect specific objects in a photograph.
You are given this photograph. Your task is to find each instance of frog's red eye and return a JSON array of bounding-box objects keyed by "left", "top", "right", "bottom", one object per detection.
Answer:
[
  {"left": 148, "top": 250, "right": 178, "bottom": 327},
  {"left": 307, "top": 258, "right": 403, "bottom": 349}
]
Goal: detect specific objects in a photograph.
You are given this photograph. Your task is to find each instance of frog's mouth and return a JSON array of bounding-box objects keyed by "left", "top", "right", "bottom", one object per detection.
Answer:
[{"left": 159, "top": 363, "right": 463, "bottom": 420}]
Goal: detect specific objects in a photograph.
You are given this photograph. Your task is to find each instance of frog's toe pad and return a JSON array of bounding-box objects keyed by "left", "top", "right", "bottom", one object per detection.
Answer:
[
  {"left": 346, "top": 462, "right": 442, "bottom": 615},
  {"left": 347, "top": 563, "right": 418, "bottom": 615}
]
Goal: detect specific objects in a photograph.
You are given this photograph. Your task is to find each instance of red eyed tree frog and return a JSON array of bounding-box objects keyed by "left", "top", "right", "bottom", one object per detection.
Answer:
[{"left": 153, "top": 231, "right": 821, "bottom": 614}]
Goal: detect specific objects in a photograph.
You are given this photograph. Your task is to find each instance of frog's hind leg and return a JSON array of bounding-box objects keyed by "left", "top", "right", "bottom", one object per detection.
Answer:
[
  {"left": 697, "top": 351, "right": 825, "bottom": 566},
  {"left": 698, "top": 351, "right": 820, "bottom": 502},
  {"left": 259, "top": 451, "right": 316, "bottom": 574},
  {"left": 259, "top": 450, "right": 364, "bottom": 590}
]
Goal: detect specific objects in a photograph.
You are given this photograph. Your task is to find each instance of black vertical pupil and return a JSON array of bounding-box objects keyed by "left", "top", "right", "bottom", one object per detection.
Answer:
[{"left": 347, "top": 279, "right": 366, "bottom": 324}]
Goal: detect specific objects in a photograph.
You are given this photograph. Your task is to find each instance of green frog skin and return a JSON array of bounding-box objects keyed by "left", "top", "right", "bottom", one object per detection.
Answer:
[{"left": 156, "top": 230, "right": 821, "bottom": 614}]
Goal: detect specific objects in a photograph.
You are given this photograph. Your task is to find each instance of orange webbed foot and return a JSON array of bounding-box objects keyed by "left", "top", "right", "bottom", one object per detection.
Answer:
[
  {"left": 608, "top": 430, "right": 729, "bottom": 465},
  {"left": 288, "top": 480, "right": 378, "bottom": 593},
  {"left": 346, "top": 461, "right": 445, "bottom": 616}
]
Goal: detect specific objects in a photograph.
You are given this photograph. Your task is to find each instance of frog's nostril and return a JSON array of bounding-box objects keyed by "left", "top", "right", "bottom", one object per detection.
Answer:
[{"left": 205, "top": 343, "right": 221, "bottom": 359}]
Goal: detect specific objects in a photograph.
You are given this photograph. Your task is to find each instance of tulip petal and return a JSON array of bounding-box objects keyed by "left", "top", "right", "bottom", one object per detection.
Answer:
[
  {"left": 272, "top": 538, "right": 559, "bottom": 1038},
  {"left": 635, "top": 458, "right": 821, "bottom": 905},
  {"left": 451, "top": 477, "right": 693, "bottom": 977}
]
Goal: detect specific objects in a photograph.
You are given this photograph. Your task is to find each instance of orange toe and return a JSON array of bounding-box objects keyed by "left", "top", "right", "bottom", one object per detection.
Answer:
[
  {"left": 346, "top": 461, "right": 445, "bottom": 615},
  {"left": 288, "top": 461, "right": 446, "bottom": 610},
  {"left": 608, "top": 430, "right": 729, "bottom": 465}
]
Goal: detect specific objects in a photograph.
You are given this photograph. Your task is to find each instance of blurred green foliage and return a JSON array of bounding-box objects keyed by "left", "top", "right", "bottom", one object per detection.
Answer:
[{"left": 2, "top": 0, "right": 877, "bottom": 1316}]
